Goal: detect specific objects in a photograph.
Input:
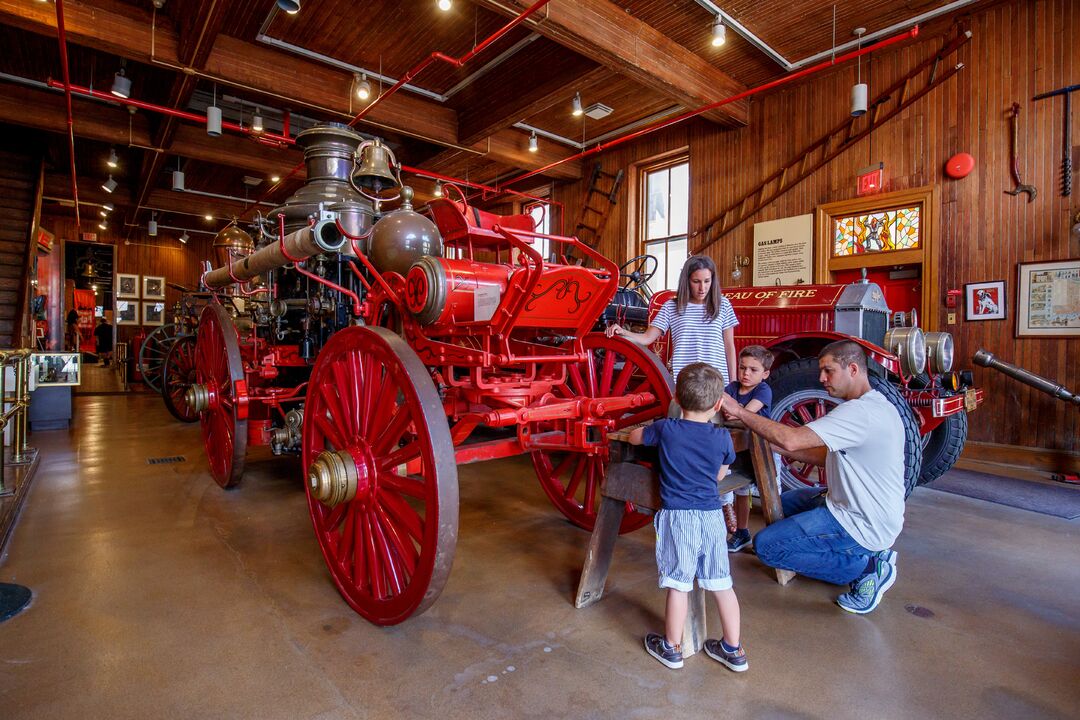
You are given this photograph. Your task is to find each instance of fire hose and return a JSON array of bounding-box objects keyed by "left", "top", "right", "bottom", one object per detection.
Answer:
[{"left": 973, "top": 349, "right": 1079, "bottom": 406}]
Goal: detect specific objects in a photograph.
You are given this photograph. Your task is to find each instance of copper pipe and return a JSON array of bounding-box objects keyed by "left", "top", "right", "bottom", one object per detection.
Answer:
[{"left": 53, "top": 0, "right": 80, "bottom": 229}]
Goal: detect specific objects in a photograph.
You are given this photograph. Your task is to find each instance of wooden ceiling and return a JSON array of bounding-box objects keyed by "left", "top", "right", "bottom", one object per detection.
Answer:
[{"left": 0, "top": 0, "right": 982, "bottom": 240}]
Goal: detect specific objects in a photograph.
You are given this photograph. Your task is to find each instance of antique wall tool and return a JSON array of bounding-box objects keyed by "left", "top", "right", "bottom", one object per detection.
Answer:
[
  {"left": 1033, "top": 83, "right": 1080, "bottom": 197},
  {"left": 1005, "top": 102, "right": 1037, "bottom": 201}
]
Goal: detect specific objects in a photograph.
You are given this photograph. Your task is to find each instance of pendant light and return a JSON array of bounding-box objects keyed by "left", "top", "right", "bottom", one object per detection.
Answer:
[
  {"left": 252, "top": 108, "right": 264, "bottom": 133},
  {"left": 148, "top": 212, "right": 158, "bottom": 236},
  {"left": 851, "top": 28, "right": 868, "bottom": 117},
  {"left": 528, "top": 131, "right": 538, "bottom": 153},
  {"left": 111, "top": 66, "right": 131, "bottom": 99},
  {"left": 207, "top": 84, "right": 222, "bottom": 137},
  {"left": 101, "top": 175, "right": 118, "bottom": 193},
  {"left": 711, "top": 16, "right": 726, "bottom": 47},
  {"left": 571, "top": 92, "right": 583, "bottom": 117},
  {"left": 172, "top": 157, "right": 185, "bottom": 191}
]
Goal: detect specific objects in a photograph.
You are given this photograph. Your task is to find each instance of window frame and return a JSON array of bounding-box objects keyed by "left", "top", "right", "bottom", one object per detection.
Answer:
[{"left": 638, "top": 155, "right": 690, "bottom": 292}]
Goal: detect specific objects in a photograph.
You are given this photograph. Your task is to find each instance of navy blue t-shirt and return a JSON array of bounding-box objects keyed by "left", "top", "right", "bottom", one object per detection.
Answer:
[
  {"left": 640, "top": 419, "right": 736, "bottom": 510},
  {"left": 724, "top": 381, "right": 772, "bottom": 417}
]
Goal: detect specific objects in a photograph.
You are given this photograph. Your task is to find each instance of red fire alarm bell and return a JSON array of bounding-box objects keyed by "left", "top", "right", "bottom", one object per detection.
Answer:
[{"left": 945, "top": 152, "right": 975, "bottom": 179}]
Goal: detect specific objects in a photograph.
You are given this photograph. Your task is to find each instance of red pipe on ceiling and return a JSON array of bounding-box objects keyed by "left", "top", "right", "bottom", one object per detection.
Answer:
[
  {"left": 500, "top": 26, "right": 921, "bottom": 191},
  {"left": 53, "top": 0, "right": 80, "bottom": 229}
]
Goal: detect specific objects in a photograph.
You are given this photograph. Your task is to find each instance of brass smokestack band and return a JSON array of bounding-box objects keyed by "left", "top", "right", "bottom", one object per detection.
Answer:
[{"left": 202, "top": 220, "right": 346, "bottom": 289}]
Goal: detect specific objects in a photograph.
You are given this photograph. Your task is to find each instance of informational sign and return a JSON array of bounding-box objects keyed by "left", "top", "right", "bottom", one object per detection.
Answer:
[
  {"left": 474, "top": 284, "right": 501, "bottom": 323},
  {"left": 752, "top": 214, "right": 813, "bottom": 286}
]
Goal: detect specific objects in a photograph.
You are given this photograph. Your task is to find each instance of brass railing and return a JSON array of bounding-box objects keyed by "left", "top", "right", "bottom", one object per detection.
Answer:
[
  {"left": 115, "top": 342, "right": 129, "bottom": 391},
  {"left": 0, "top": 349, "right": 34, "bottom": 496}
]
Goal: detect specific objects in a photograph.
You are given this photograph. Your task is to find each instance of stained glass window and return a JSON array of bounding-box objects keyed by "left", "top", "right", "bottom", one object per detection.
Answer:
[{"left": 833, "top": 206, "right": 920, "bottom": 257}]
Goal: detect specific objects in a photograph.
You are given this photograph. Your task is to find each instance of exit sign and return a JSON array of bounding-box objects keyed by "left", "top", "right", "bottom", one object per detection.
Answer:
[{"left": 857, "top": 163, "right": 884, "bottom": 195}]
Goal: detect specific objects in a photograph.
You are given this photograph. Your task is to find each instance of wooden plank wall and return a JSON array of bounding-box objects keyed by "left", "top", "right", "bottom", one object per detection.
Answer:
[
  {"left": 552, "top": 0, "right": 1078, "bottom": 456},
  {"left": 41, "top": 215, "right": 214, "bottom": 348}
]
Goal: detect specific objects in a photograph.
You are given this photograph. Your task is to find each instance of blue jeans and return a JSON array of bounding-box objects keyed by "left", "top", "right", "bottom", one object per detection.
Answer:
[{"left": 753, "top": 488, "right": 874, "bottom": 585}]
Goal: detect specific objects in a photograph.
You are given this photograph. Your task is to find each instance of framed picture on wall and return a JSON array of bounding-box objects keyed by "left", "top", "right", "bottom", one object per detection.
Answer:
[
  {"left": 143, "top": 275, "right": 165, "bottom": 300},
  {"left": 116, "top": 300, "right": 139, "bottom": 326},
  {"left": 116, "top": 273, "right": 139, "bottom": 299},
  {"left": 964, "top": 280, "right": 1006, "bottom": 321},
  {"left": 143, "top": 301, "right": 166, "bottom": 327},
  {"left": 1016, "top": 259, "right": 1080, "bottom": 337}
]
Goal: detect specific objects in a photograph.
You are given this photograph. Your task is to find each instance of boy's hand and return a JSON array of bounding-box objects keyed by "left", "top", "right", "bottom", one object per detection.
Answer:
[{"left": 719, "top": 393, "right": 743, "bottom": 420}]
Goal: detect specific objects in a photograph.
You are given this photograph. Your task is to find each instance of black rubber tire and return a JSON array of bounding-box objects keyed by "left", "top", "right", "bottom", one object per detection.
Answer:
[
  {"left": 917, "top": 410, "right": 967, "bottom": 486},
  {"left": 768, "top": 357, "right": 923, "bottom": 498}
]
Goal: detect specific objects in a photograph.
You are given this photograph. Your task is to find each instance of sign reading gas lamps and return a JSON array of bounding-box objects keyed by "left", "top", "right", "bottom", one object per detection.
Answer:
[{"left": 857, "top": 162, "right": 885, "bottom": 196}]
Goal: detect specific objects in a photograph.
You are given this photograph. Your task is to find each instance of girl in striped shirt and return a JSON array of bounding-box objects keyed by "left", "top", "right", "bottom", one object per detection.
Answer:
[{"left": 605, "top": 255, "right": 739, "bottom": 385}]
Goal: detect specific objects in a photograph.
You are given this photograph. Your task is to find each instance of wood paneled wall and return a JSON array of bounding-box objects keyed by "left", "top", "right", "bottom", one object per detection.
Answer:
[
  {"left": 42, "top": 215, "right": 214, "bottom": 348},
  {"left": 553, "top": 0, "right": 1079, "bottom": 456}
]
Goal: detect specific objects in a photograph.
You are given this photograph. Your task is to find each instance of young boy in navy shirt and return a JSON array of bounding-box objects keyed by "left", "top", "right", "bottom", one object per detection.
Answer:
[
  {"left": 722, "top": 345, "right": 774, "bottom": 552},
  {"left": 629, "top": 362, "right": 747, "bottom": 672}
]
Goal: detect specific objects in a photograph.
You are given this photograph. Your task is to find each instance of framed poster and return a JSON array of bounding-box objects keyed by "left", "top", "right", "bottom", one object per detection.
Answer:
[
  {"left": 116, "top": 299, "right": 139, "bottom": 326},
  {"left": 30, "top": 353, "right": 81, "bottom": 386},
  {"left": 143, "top": 275, "right": 165, "bottom": 300},
  {"left": 1016, "top": 259, "right": 1080, "bottom": 337},
  {"left": 964, "top": 280, "right": 1006, "bottom": 321},
  {"left": 752, "top": 213, "right": 813, "bottom": 286},
  {"left": 143, "top": 301, "right": 166, "bottom": 327},
  {"left": 116, "top": 273, "right": 139, "bottom": 298}
]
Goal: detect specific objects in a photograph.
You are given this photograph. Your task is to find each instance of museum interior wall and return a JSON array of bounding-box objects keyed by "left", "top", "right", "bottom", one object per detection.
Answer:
[{"left": 553, "top": 0, "right": 1079, "bottom": 462}]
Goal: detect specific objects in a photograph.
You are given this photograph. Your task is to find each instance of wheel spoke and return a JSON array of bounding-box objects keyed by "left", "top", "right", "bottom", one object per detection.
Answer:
[
  {"left": 372, "top": 406, "right": 411, "bottom": 457},
  {"left": 364, "top": 514, "right": 386, "bottom": 600},
  {"left": 598, "top": 349, "right": 615, "bottom": 396},
  {"left": 375, "top": 503, "right": 418, "bottom": 577},
  {"left": 370, "top": 510, "right": 405, "bottom": 596},
  {"left": 379, "top": 471, "right": 426, "bottom": 499},
  {"left": 314, "top": 412, "right": 348, "bottom": 451},
  {"left": 795, "top": 404, "right": 814, "bottom": 424},
  {"left": 331, "top": 360, "right": 357, "bottom": 438},
  {"left": 379, "top": 489, "right": 425, "bottom": 544},
  {"left": 564, "top": 456, "right": 586, "bottom": 501},
  {"left": 381, "top": 440, "right": 420, "bottom": 471},
  {"left": 610, "top": 360, "right": 634, "bottom": 398}
]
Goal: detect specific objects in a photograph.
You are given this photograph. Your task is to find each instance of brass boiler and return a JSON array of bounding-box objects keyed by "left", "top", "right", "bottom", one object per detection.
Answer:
[{"left": 264, "top": 123, "right": 375, "bottom": 254}]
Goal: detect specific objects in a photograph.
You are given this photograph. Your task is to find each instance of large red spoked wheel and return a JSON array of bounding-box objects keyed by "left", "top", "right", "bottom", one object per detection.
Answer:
[
  {"left": 303, "top": 326, "right": 458, "bottom": 625},
  {"left": 162, "top": 334, "right": 198, "bottom": 422},
  {"left": 531, "top": 333, "right": 673, "bottom": 534},
  {"left": 194, "top": 303, "right": 247, "bottom": 488}
]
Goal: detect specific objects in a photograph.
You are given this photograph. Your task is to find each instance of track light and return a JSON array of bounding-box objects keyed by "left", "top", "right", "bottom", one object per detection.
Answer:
[
  {"left": 270, "top": 174, "right": 281, "bottom": 183},
  {"left": 102, "top": 202, "right": 114, "bottom": 212},
  {"left": 711, "top": 16, "right": 726, "bottom": 47},
  {"left": 277, "top": 0, "right": 300, "bottom": 14},
  {"left": 204, "top": 214, "right": 213, "bottom": 221},
  {"left": 99, "top": 209, "right": 108, "bottom": 218},
  {"left": 437, "top": 0, "right": 452, "bottom": 11},
  {"left": 148, "top": 212, "right": 158, "bottom": 236},
  {"left": 172, "top": 168, "right": 185, "bottom": 191},
  {"left": 179, "top": 231, "right": 189, "bottom": 244},
  {"left": 106, "top": 147, "right": 118, "bottom": 169},
  {"left": 101, "top": 175, "right": 117, "bottom": 193},
  {"left": 207, "top": 105, "right": 222, "bottom": 136},
  {"left": 98, "top": 222, "right": 107, "bottom": 231},
  {"left": 851, "top": 27, "right": 868, "bottom": 117},
  {"left": 354, "top": 73, "right": 372, "bottom": 101},
  {"left": 252, "top": 109, "right": 264, "bottom": 133},
  {"left": 433, "top": 180, "right": 443, "bottom": 198},
  {"left": 528, "top": 131, "right": 538, "bottom": 153},
  {"left": 572, "top": 92, "right": 583, "bottom": 117},
  {"left": 110, "top": 67, "right": 131, "bottom": 99}
]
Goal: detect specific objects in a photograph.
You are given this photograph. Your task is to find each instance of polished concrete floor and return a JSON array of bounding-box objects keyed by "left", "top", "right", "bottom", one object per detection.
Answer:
[{"left": 1, "top": 394, "right": 1078, "bottom": 720}]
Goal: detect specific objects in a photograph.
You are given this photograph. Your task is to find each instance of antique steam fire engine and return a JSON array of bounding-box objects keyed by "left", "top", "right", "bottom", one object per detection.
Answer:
[{"left": 186, "top": 124, "right": 672, "bottom": 625}]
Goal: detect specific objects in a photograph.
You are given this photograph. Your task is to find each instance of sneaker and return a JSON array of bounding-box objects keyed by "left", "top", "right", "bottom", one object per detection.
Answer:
[
  {"left": 873, "top": 548, "right": 898, "bottom": 567},
  {"left": 644, "top": 632, "right": 684, "bottom": 669},
  {"left": 703, "top": 638, "right": 749, "bottom": 672},
  {"left": 727, "top": 530, "right": 752, "bottom": 553},
  {"left": 837, "top": 558, "right": 896, "bottom": 614}
]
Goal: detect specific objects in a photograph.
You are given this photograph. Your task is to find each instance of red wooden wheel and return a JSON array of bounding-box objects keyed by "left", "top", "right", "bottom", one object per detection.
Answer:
[
  {"left": 162, "top": 334, "right": 198, "bottom": 422},
  {"left": 302, "top": 326, "right": 458, "bottom": 625},
  {"left": 770, "top": 388, "right": 836, "bottom": 490},
  {"left": 531, "top": 333, "right": 673, "bottom": 534},
  {"left": 194, "top": 302, "right": 247, "bottom": 489}
]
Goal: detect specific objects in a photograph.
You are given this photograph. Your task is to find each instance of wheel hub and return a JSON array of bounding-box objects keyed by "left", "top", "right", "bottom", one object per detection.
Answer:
[
  {"left": 186, "top": 383, "right": 211, "bottom": 413},
  {"left": 308, "top": 447, "right": 372, "bottom": 507}
]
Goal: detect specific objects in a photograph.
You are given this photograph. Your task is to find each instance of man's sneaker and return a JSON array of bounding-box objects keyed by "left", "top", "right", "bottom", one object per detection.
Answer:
[
  {"left": 873, "top": 548, "right": 898, "bottom": 566},
  {"left": 727, "top": 530, "right": 752, "bottom": 553},
  {"left": 703, "top": 638, "right": 749, "bottom": 672},
  {"left": 644, "top": 632, "right": 683, "bottom": 669},
  {"left": 837, "top": 558, "right": 896, "bottom": 614}
]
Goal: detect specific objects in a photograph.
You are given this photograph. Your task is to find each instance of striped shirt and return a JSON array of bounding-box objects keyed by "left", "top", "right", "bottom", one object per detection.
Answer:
[{"left": 652, "top": 297, "right": 739, "bottom": 384}]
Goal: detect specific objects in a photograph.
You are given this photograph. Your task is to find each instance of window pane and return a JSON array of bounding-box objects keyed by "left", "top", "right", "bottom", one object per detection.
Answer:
[
  {"left": 647, "top": 240, "right": 668, "bottom": 294},
  {"left": 666, "top": 237, "right": 687, "bottom": 290},
  {"left": 833, "top": 206, "right": 921, "bottom": 257},
  {"left": 527, "top": 204, "right": 551, "bottom": 261},
  {"left": 669, "top": 163, "right": 688, "bottom": 236},
  {"left": 646, "top": 168, "right": 669, "bottom": 240}
]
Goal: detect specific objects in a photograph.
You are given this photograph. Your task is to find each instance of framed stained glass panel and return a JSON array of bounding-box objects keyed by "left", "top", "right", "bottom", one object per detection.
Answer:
[{"left": 833, "top": 206, "right": 920, "bottom": 257}]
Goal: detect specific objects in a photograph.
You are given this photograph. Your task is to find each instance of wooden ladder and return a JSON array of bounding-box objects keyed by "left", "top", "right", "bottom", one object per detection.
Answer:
[
  {"left": 691, "top": 27, "right": 972, "bottom": 255},
  {"left": 571, "top": 163, "right": 624, "bottom": 258}
]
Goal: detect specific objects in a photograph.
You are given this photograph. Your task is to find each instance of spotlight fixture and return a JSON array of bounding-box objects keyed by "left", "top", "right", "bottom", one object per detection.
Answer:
[
  {"left": 270, "top": 174, "right": 281, "bottom": 183},
  {"left": 101, "top": 175, "right": 118, "bottom": 193},
  {"left": 851, "top": 27, "right": 868, "bottom": 117},
  {"left": 711, "top": 16, "right": 726, "bottom": 47},
  {"left": 172, "top": 168, "right": 185, "bottom": 192},
  {"left": 98, "top": 222, "right": 107, "bottom": 231},
  {"left": 207, "top": 84, "right": 222, "bottom": 136},
  {"left": 354, "top": 73, "right": 372, "bottom": 101},
  {"left": 437, "top": 0, "right": 452, "bottom": 11},
  {"left": 102, "top": 202, "right": 114, "bottom": 212},
  {"left": 433, "top": 180, "right": 444, "bottom": 198},
  {"left": 99, "top": 209, "right": 108, "bottom": 218},
  {"left": 106, "top": 147, "right": 119, "bottom": 169},
  {"left": 277, "top": 0, "right": 300, "bottom": 14},
  {"left": 204, "top": 214, "right": 213, "bottom": 221},
  {"left": 528, "top": 131, "right": 538, "bottom": 153},
  {"left": 179, "top": 231, "right": 190, "bottom": 244},
  {"left": 148, "top": 212, "right": 158, "bottom": 236},
  {"left": 252, "top": 109, "right": 264, "bottom": 133},
  {"left": 571, "top": 92, "right": 583, "bottom": 117},
  {"left": 110, "top": 67, "right": 131, "bottom": 99}
]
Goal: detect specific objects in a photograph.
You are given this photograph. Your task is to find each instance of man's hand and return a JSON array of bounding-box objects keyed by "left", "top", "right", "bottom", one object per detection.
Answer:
[{"left": 719, "top": 393, "right": 743, "bottom": 420}]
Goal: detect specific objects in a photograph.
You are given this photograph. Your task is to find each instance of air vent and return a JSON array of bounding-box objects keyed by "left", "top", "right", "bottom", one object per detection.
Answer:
[
  {"left": 242, "top": 176, "right": 264, "bottom": 187},
  {"left": 584, "top": 103, "right": 613, "bottom": 120},
  {"left": 147, "top": 456, "right": 186, "bottom": 465}
]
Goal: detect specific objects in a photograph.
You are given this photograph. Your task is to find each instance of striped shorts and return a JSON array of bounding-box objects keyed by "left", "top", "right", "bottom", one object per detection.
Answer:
[{"left": 654, "top": 508, "right": 732, "bottom": 592}]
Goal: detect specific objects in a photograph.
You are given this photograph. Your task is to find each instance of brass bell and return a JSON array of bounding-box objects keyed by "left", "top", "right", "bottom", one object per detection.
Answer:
[{"left": 354, "top": 139, "right": 401, "bottom": 193}]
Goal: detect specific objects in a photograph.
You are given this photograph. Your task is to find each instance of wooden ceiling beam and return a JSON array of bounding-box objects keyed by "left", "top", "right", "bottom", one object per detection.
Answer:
[{"left": 469, "top": 0, "right": 749, "bottom": 127}]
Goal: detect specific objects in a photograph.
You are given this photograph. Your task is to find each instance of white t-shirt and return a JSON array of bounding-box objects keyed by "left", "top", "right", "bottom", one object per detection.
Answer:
[
  {"left": 805, "top": 389, "right": 905, "bottom": 551},
  {"left": 652, "top": 298, "right": 739, "bottom": 384}
]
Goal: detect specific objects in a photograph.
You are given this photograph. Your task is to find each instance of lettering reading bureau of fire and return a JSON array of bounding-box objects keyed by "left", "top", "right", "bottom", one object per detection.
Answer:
[
  {"left": 725, "top": 288, "right": 819, "bottom": 300},
  {"left": 525, "top": 278, "right": 593, "bottom": 314}
]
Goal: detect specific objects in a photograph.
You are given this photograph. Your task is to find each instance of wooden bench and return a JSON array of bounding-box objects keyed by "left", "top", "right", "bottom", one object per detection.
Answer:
[{"left": 576, "top": 422, "right": 794, "bottom": 657}]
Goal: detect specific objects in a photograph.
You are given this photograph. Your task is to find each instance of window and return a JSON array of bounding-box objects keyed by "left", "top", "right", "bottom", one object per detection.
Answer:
[
  {"left": 833, "top": 206, "right": 920, "bottom": 257},
  {"left": 642, "top": 160, "right": 689, "bottom": 291},
  {"left": 526, "top": 202, "right": 552, "bottom": 262}
]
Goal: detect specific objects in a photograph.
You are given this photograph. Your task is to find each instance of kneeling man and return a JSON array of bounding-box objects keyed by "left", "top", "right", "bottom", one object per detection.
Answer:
[{"left": 719, "top": 340, "right": 904, "bottom": 614}]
